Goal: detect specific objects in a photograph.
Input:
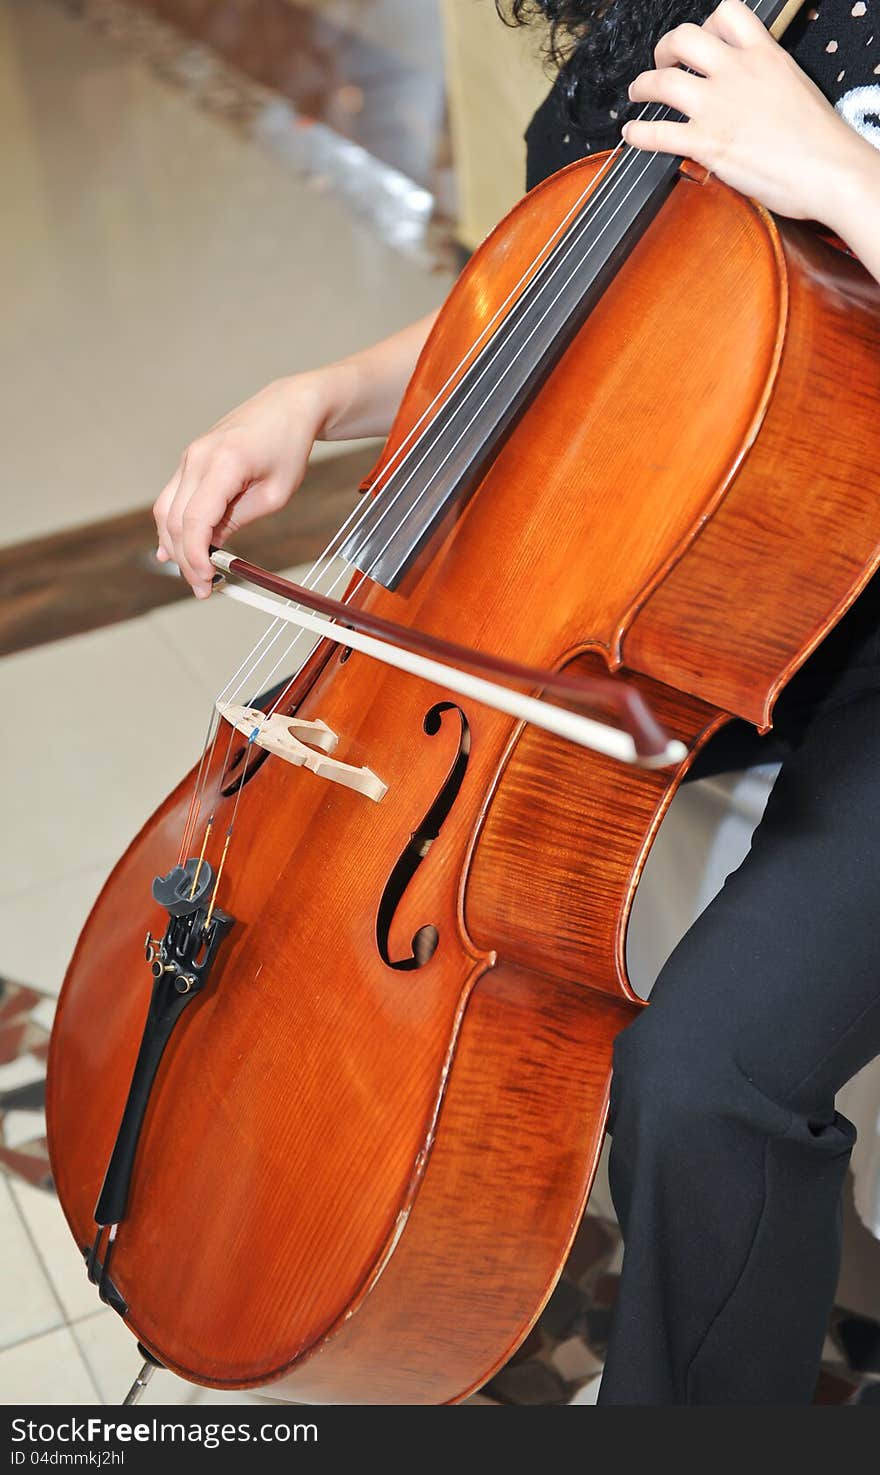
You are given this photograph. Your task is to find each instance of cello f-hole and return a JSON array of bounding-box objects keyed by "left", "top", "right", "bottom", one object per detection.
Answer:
[{"left": 376, "top": 702, "right": 470, "bottom": 971}]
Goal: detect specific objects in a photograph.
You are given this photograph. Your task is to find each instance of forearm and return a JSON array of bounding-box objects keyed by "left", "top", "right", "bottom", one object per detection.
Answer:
[
  {"left": 824, "top": 135, "right": 880, "bottom": 287},
  {"left": 306, "top": 310, "right": 439, "bottom": 443}
]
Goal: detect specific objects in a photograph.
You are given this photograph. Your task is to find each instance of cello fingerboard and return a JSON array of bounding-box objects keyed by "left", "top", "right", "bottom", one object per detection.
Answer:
[{"left": 343, "top": 134, "right": 684, "bottom": 590}]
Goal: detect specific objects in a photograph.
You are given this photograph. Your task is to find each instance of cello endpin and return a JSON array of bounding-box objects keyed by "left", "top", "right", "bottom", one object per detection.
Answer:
[{"left": 122, "top": 1360, "right": 157, "bottom": 1406}]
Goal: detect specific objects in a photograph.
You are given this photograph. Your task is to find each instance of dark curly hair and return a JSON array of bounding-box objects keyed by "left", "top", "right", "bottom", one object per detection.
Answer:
[{"left": 495, "top": 2, "right": 716, "bottom": 123}]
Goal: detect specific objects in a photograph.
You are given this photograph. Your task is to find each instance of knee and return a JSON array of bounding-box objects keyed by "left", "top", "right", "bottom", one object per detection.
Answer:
[
  {"left": 609, "top": 1010, "right": 709, "bottom": 1146},
  {"left": 608, "top": 1004, "right": 790, "bottom": 1155}
]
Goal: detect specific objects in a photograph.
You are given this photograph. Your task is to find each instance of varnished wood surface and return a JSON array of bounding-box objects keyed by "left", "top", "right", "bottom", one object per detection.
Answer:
[
  {"left": 271, "top": 964, "right": 638, "bottom": 1404},
  {"left": 466, "top": 658, "right": 721, "bottom": 991},
  {"left": 625, "top": 211, "right": 880, "bottom": 726},
  {"left": 0, "top": 447, "right": 370, "bottom": 657},
  {"left": 47, "top": 150, "right": 880, "bottom": 1400}
]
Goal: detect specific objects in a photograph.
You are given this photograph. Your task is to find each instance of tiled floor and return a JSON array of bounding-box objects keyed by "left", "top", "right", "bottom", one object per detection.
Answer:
[
  {"left": 0, "top": 0, "right": 449, "bottom": 1405},
  {"left": 0, "top": 0, "right": 445, "bottom": 547},
  {"left": 2, "top": 0, "right": 880, "bottom": 1410},
  {"left": 128, "top": 0, "right": 450, "bottom": 194}
]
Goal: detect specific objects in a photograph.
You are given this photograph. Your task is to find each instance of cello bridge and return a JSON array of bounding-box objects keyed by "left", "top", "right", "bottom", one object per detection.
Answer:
[{"left": 217, "top": 703, "right": 387, "bottom": 803}]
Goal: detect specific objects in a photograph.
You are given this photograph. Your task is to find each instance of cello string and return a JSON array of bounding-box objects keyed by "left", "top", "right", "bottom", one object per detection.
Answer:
[
  {"left": 179, "top": 717, "right": 242, "bottom": 862},
  {"left": 178, "top": 709, "right": 221, "bottom": 864},
  {"left": 180, "top": 99, "right": 682, "bottom": 849},
  {"left": 178, "top": 0, "right": 760, "bottom": 854},
  {"left": 229, "top": 124, "right": 674, "bottom": 722},
  {"left": 176, "top": 553, "right": 350, "bottom": 857},
  {"left": 253, "top": 108, "right": 692, "bottom": 721},
  {"left": 212, "top": 91, "right": 691, "bottom": 714},
  {"left": 180, "top": 620, "right": 291, "bottom": 856},
  {"left": 206, "top": 135, "right": 641, "bottom": 707},
  {"left": 173, "top": 120, "right": 655, "bottom": 850},
  {"left": 245, "top": 148, "right": 642, "bottom": 628},
  {"left": 178, "top": 0, "right": 766, "bottom": 861},
  {"left": 260, "top": 0, "right": 771, "bottom": 620},
  {"left": 211, "top": 56, "right": 718, "bottom": 723}
]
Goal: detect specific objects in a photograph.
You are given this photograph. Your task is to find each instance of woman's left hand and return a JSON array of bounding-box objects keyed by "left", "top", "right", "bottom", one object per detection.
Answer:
[{"left": 624, "top": 0, "right": 866, "bottom": 226}]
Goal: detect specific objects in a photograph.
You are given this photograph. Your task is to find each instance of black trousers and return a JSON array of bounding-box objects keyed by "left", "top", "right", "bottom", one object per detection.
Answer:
[{"left": 598, "top": 580, "right": 880, "bottom": 1405}]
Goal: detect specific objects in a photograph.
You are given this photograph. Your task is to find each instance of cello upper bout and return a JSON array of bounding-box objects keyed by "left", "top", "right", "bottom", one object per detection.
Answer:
[{"left": 622, "top": 210, "right": 880, "bottom": 729}]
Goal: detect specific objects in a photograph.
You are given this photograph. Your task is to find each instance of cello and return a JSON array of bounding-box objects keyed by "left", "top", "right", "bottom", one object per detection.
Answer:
[{"left": 47, "top": 0, "right": 880, "bottom": 1402}]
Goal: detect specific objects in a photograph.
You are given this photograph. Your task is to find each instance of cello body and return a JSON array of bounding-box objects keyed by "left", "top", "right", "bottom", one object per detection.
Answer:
[{"left": 47, "top": 151, "right": 880, "bottom": 1402}]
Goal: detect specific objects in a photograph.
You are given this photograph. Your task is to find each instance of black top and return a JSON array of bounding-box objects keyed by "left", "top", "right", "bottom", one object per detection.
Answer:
[
  {"left": 526, "top": 0, "right": 880, "bottom": 189},
  {"left": 522, "top": 0, "right": 880, "bottom": 751}
]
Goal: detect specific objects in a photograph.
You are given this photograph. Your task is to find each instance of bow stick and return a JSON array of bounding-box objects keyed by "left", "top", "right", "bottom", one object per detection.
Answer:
[{"left": 210, "top": 550, "right": 688, "bottom": 769}]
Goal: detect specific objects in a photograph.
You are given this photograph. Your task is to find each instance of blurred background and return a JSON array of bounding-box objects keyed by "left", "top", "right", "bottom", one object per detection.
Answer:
[{"left": 1, "top": 0, "right": 878, "bottom": 1407}]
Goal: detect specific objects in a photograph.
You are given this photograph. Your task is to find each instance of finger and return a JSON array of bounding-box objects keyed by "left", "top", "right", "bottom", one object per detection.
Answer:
[
  {"left": 175, "top": 466, "right": 239, "bottom": 594},
  {"left": 180, "top": 504, "right": 225, "bottom": 596},
  {"left": 212, "top": 477, "right": 291, "bottom": 546},
  {"left": 654, "top": 22, "right": 731, "bottom": 75},
  {"left": 622, "top": 117, "right": 694, "bottom": 157},
  {"left": 628, "top": 67, "right": 706, "bottom": 117},
  {"left": 704, "top": 0, "right": 769, "bottom": 48},
  {"left": 180, "top": 475, "right": 293, "bottom": 586},
  {"left": 164, "top": 450, "right": 212, "bottom": 590},
  {"left": 176, "top": 461, "right": 288, "bottom": 595},
  {"left": 153, "top": 465, "right": 183, "bottom": 563}
]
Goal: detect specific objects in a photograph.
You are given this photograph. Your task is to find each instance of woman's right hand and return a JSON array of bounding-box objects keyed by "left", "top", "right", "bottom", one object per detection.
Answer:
[
  {"left": 153, "top": 373, "right": 334, "bottom": 598},
  {"left": 153, "top": 311, "right": 438, "bottom": 598}
]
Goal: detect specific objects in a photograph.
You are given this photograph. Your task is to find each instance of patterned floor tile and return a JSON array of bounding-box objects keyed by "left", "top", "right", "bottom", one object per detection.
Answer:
[
  {"left": 0, "top": 1324, "right": 99, "bottom": 1405},
  {"left": 0, "top": 978, "right": 53, "bottom": 1196},
  {"left": 0, "top": 1055, "right": 46, "bottom": 1093},
  {"left": 11, "top": 1179, "right": 98, "bottom": 1324},
  {"left": 0, "top": 1177, "right": 64, "bottom": 1350},
  {"left": 73, "top": 1308, "right": 276, "bottom": 1405},
  {"left": 3, "top": 1110, "right": 47, "bottom": 1152},
  {"left": 0, "top": 980, "right": 43, "bottom": 1026},
  {"left": 0, "top": 1139, "right": 53, "bottom": 1192},
  {"left": 569, "top": 1373, "right": 603, "bottom": 1404}
]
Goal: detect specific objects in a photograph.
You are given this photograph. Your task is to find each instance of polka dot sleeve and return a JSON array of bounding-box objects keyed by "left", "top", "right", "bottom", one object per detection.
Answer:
[{"left": 787, "top": 0, "right": 880, "bottom": 149}]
